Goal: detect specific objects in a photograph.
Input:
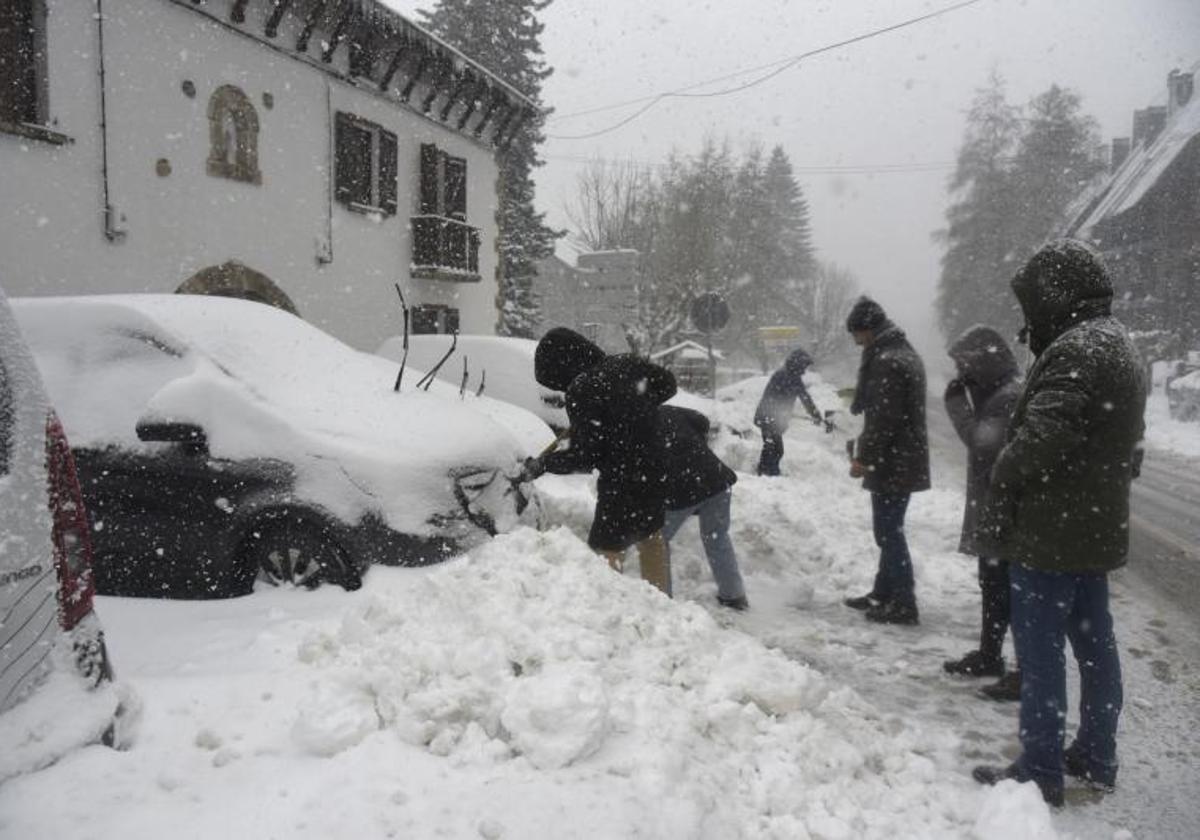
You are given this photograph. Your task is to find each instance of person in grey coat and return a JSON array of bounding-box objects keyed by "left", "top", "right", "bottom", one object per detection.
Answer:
[
  {"left": 972, "top": 240, "right": 1146, "bottom": 807},
  {"left": 843, "top": 296, "right": 930, "bottom": 626},
  {"left": 753, "top": 348, "right": 824, "bottom": 476},
  {"left": 941, "top": 326, "right": 1022, "bottom": 692}
]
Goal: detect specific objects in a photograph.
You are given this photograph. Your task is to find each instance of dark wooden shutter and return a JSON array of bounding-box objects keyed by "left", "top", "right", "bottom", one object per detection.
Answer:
[
  {"left": 379, "top": 128, "right": 398, "bottom": 216},
  {"left": 444, "top": 307, "right": 460, "bottom": 335},
  {"left": 334, "top": 112, "right": 353, "bottom": 205},
  {"left": 419, "top": 143, "right": 439, "bottom": 214},
  {"left": 411, "top": 305, "right": 439, "bottom": 335},
  {"left": 0, "top": 0, "right": 39, "bottom": 124},
  {"left": 444, "top": 156, "right": 467, "bottom": 220}
]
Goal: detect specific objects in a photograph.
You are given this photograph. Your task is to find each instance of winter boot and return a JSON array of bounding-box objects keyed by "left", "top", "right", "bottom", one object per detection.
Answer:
[
  {"left": 943, "top": 650, "right": 1005, "bottom": 678},
  {"left": 972, "top": 763, "right": 1064, "bottom": 807},
  {"left": 717, "top": 595, "right": 750, "bottom": 611},
  {"left": 844, "top": 592, "right": 883, "bottom": 611},
  {"left": 1064, "top": 742, "right": 1116, "bottom": 791},
  {"left": 979, "top": 669, "right": 1021, "bottom": 702},
  {"left": 865, "top": 600, "right": 919, "bottom": 626}
]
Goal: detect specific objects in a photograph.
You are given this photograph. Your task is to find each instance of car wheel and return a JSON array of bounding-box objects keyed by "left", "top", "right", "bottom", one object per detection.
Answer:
[{"left": 240, "top": 518, "right": 361, "bottom": 591}]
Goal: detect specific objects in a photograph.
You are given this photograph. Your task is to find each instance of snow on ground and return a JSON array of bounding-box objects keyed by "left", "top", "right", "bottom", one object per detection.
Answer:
[{"left": 1, "top": 382, "right": 1195, "bottom": 839}]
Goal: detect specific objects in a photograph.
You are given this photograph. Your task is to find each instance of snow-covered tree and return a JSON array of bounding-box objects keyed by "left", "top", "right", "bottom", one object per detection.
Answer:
[{"left": 420, "top": 0, "right": 561, "bottom": 337}]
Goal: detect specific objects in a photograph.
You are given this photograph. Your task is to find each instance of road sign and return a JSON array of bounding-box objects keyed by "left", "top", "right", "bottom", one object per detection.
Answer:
[{"left": 691, "top": 293, "right": 730, "bottom": 333}]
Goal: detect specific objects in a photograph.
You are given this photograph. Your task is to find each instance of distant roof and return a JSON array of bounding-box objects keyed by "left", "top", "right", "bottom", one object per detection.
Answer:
[
  {"left": 1071, "top": 73, "right": 1200, "bottom": 239},
  {"left": 650, "top": 340, "right": 724, "bottom": 361}
]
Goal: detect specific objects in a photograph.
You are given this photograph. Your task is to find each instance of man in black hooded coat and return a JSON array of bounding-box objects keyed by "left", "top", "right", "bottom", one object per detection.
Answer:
[
  {"left": 526, "top": 328, "right": 677, "bottom": 594},
  {"left": 843, "top": 296, "right": 930, "bottom": 626},
  {"left": 941, "top": 325, "right": 1022, "bottom": 692}
]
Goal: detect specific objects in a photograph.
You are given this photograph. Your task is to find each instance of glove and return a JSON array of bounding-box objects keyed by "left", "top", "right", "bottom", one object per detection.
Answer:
[
  {"left": 944, "top": 378, "right": 966, "bottom": 401},
  {"left": 519, "top": 456, "right": 546, "bottom": 483}
]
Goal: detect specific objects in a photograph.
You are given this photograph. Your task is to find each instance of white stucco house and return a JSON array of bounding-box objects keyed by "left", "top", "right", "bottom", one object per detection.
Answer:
[{"left": 0, "top": 0, "right": 536, "bottom": 349}]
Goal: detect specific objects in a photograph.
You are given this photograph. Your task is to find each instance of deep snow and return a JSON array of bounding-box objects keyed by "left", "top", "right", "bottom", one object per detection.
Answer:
[{"left": 1, "top": 378, "right": 1196, "bottom": 839}]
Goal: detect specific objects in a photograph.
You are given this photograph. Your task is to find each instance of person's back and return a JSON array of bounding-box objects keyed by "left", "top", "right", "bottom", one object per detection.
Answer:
[{"left": 753, "top": 348, "right": 820, "bottom": 476}]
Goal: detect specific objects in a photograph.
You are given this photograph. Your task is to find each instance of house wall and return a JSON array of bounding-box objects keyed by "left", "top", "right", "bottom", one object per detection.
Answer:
[
  {"left": 533, "top": 250, "right": 637, "bottom": 353},
  {"left": 0, "top": 0, "right": 501, "bottom": 350}
]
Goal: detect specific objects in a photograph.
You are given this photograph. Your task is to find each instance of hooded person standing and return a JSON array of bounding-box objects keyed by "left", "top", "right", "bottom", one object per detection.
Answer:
[
  {"left": 753, "top": 348, "right": 824, "bottom": 476},
  {"left": 971, "top": 241, "right": 1146, "bottom": 807},
  {"left": 524, "top": 328, "right": 677, "bottom": 594},
  {"left": 842, "top": 296, "right": 930, "bottom": 626},
  {"left": 941, "top": 326, "right": 1023, "bottom": 699}
]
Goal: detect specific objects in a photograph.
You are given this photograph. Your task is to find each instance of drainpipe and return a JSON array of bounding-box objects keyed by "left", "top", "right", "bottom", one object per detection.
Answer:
[{"left": 96, "top": 0, "right": 125, "bottom": 242}]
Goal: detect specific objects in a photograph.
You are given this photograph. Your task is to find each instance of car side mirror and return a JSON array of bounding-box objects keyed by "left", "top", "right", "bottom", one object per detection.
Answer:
[{"left": 136, "top": 420, "right": 208, "bottom": 455}]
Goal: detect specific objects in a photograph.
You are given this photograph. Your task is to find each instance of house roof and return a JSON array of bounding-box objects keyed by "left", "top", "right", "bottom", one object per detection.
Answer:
[
  {"left": 650, "top": 340, "right": 724, "bottom": 362},
  {"left": 1070, "top": 75, "right": 1200, "bottom": 239},
  {"left": 181, "top": 0, "right": 538, "bottom": 149}
]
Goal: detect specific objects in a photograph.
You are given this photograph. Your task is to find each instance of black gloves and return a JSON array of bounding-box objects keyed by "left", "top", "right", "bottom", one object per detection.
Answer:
[{"left": 519, "top": 456, "right": 546, "bottom": 483}]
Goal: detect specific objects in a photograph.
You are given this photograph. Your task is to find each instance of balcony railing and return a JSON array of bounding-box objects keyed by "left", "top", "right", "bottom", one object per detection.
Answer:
[{"left": 411, "top": 215, "right": 481, "bottom": 280}]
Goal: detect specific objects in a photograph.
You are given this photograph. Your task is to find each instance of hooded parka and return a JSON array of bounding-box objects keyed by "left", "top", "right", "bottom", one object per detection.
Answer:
[
  {"left": 534, "top": 328, "right": 677, "bottom": 551},
  {"left": 977, "top": 241, "right": 1146, "bottom": 573},
  {"left": 945, "top": 325, "right": 1022, "bottom": 554}
]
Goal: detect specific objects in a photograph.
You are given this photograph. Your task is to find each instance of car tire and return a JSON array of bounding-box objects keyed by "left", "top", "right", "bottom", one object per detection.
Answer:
[{"left": 239, "top": 517, "right": 362, "bottom": 592}]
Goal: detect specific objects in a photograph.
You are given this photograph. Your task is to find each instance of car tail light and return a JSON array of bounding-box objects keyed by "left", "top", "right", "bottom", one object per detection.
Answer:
[{"left": 45, "top": 412, "right": 96, "bottom": 630}]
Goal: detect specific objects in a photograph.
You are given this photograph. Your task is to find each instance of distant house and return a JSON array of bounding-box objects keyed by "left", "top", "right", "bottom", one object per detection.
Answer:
[
  {"left": 1064, "top": 66, "right": 1200, "bottom": 358},
  {"left": 533, "top": 249, "right": 639, "bottom": 353},
  {"left": 0, "top": 0, "right": 536, "bottom": 350},
  {"left": 650, "top": 339, "right": 723, "bottom": 394}
]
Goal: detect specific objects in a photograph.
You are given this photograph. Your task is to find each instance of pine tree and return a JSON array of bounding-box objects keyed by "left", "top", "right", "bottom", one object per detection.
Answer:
[
  {"left": 762, "top": 145, "right": 817, "bottom": 286},
  {"left": 419, "top": 0, "right": 561, "bottom": 337}
]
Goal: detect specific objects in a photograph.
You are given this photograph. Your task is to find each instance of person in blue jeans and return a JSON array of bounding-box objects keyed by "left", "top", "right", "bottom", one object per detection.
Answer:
[
  {"left": 842, "top": 297, "right": 930, "bottom": 626},
  {"left": 972, "top": 241, "right": 1146, "bottom": 807},
  {"left": 659, "top": 405, "right": 747, "bottom": 609}
]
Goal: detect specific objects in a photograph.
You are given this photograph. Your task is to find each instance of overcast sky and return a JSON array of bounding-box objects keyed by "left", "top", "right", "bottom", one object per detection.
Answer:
[{"left": 387, "top": 0, "right": 1199, "bottom": 357}]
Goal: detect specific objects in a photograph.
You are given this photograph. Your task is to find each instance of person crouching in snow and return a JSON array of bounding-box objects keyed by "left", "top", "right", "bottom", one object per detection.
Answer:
[
  {"left": 753, "top": 348, "right": 824, "bottom": 476},
  {"left": 660, "top": 405, "right": 748, "bottom": 610},
  {"left": 522, "top": 328, "right": 677, "bottom": 594},
  {"left": 941, "top": 325, "right": 1023, "bottom": 701}
]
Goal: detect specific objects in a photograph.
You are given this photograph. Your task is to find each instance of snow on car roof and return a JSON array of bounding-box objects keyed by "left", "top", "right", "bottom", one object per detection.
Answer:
[{"left": 13, "top": 295, "right": 551, "bottom": 535}]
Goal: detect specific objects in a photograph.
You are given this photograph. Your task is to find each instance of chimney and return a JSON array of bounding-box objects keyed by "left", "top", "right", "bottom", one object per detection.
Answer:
[
  {"left": 1132, "top": 106, "right": 1167, "bottom": 148},
  {"left": 1167, "top": 68, "right": 1195, "bottom": 116},
  {"left": 1110, "top": 137, "right": 1131, "bottom": 172}
]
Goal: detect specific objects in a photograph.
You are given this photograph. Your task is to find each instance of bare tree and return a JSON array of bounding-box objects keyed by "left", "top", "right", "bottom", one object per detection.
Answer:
[
  {"left": 565, "top": 158, "right": 650, "bottom": 251},
  {"left": 791, "top": 261, "right": 858, "bottom": 364}
]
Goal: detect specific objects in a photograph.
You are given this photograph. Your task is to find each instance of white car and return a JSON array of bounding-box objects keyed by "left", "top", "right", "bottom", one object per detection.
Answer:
[
  {"left": 0, "top": 287, "right": 128, "bottom": 783},
  {"left": 13, "top": 295, "right": 553, "bottom": 598},
  {"left": 379, "top": 334, "right": 569, "bottom": 430}
]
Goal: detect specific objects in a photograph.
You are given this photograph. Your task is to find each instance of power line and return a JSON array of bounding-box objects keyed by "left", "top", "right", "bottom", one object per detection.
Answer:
[
  {"left": 547, "top": 0, "right": 988, "bottom": 141},
  {"left": 544, "top": 152, "right": 961, "bottom": 176}
]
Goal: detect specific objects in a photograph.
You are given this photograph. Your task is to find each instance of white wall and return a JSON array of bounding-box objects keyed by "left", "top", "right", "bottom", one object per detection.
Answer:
[{"left": 0, "top": 0, "right": 501, "bottom": 349}]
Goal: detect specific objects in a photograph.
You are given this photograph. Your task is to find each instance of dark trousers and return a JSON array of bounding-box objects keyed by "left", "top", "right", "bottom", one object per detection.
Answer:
[
  {"left": 757, "top": 429, "right": 784, "bottom": 476},
  {"left": 870, "top": 492, "right": 915, "bottom": 607},
  {"left": 1010, "top": 563, "right": 1122, "bottom": 789},
  {"left": 978, "top": 556, "right": 1011, "bottom": 662}
]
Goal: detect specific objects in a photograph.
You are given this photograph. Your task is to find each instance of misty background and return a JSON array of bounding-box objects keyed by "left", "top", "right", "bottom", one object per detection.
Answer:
[{"left": 386, "top": 0, "right": 1200, "bottom": 365}]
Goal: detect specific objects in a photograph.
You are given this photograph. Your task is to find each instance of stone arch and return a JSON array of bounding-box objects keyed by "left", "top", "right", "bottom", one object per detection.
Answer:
[
  {"left": 176, "top": 261, "right": 299, "bottom": 316},
  {"left": 206, "top": 84, "right": 261, "bottom": 184}
]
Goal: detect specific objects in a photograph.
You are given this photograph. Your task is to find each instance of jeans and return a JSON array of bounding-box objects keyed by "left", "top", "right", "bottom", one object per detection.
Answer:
[
  {"left": 870, "top": 492, "right": 915, "bottom": 607},
  {"left": 757, "top": 429, "right": 783, "bottom": 476},
  {"left": 662, "top": 489, "right": 746, "bottom": 601},
  {"left": 1009, "top": 563, "right": 1122, "bottom": 789},
  {"left": 978, "top": 556, "right": 1011, "bottom": 662}
]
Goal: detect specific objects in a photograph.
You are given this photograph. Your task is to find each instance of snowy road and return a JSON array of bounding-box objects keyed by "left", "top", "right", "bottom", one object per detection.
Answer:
[{"left": 1129, "top": 451, "right": 1200, "bottom": 618}]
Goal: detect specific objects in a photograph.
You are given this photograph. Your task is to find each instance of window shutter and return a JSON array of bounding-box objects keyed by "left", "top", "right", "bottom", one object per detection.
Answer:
[
  {"left": 444, "top": 307, "right": 460, "bottom": 335},
  {"left": 334, "top": 112, "right": 353, "bottom": 204},
  {"left": 419, "top": 143, "right": 439, "bottom": 214},
  {"left": 379, "top": 129, "right": 398, "bottom": 216},
  {"left": 444, "top": 156, "right": 467, "bottom": 220}
]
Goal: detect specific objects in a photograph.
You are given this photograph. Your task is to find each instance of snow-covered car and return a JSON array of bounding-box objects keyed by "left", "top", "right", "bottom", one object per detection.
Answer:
[
  {"left": 1, "top": 287, "right": 127, "bottom": 783},
  {"left": 378, "top": 334, "right": 569, "bottom": 430},
  {"left": 12, "top": 295, "right": 553, "bottom": 599},
  {"left": 1165, "top": 351, "right": 1200, "bottom": 422}
]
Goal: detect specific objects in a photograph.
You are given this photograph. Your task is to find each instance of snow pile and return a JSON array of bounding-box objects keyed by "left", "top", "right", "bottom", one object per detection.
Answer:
[
  {"left": 289, "top": 526, "right": 1002, "bottom": 838},
  {"left": 1145, "top": 387, "right": 1200, "bottom": 458}
]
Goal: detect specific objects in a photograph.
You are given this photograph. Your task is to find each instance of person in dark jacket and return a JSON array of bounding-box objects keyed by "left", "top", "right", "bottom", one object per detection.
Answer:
[
  {"left": 524, "top": 328, "right": 678, "bottom": 594},
  {"left": 660, "top": 405, "right": 748, "bottom": 609},
  {"left": 753, "top": 348, "right": 824, "bottom": 476},
  {"left": 842, "top": 296, "right": 930, "bottom": 626},
  {"left": 972, "top": 240, "right": 1146, "bottom": 807},
  {"left": 941, "top": 326, "right": 1023, "bottom": 695}
]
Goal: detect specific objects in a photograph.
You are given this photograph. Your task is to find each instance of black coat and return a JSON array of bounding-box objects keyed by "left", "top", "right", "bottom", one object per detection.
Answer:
[
  {"left": 851, "top": 324, "right": 930, "bottom": 495},
  {"left": 753, "top": 370, "right": 820, "bottom": 434},
  {"left": 978, "top": 242, "right": 1146, "bottom": 573},
  {"left": 535, "top": 330, "right": 677, "bottom": 551},
  {"left": 944, "top": 326, "right": 1021, "bottom": 555},
  {"left": 661, "top": 406, "right": 736, "bottom": 510}
]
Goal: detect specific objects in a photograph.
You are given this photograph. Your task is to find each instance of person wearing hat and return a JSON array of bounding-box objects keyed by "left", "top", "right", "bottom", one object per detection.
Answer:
[
  {"left": 523, "top": 328, "right": 677, "bottom": 594},
  {"left": 752, "top": 347, "right": 824, "bottom": 476},
  {"left": 843, "top": 296, "right": 930, "bottom": 626}
]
